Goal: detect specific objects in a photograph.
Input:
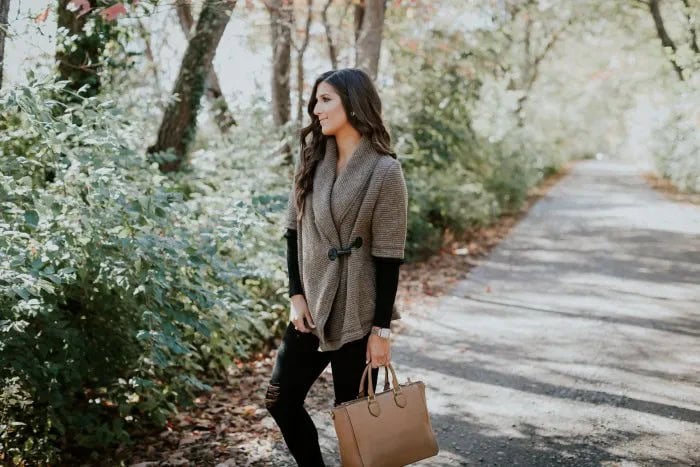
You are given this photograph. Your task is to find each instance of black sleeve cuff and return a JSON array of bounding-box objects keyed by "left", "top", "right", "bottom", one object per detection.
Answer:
[
  {"left": 372, "top": 255, "right": 401, "bottom": 328},
  {"left": 286, "top": 228, "right": 304, "bottom": 297}
]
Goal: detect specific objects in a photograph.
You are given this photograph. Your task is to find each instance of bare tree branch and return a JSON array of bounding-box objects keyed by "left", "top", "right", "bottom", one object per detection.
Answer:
[
  {"left": 516, "top": 17, "right": 573, "bottom": 125},
  {"left": 135, "top": 15, "right": 163, "bottom": 92},
  {"left": 321, "top": 0, "right": 338, "bottom": 69},
  {"left": 648, "top": 0, "right": 685, "bottom": 80}
]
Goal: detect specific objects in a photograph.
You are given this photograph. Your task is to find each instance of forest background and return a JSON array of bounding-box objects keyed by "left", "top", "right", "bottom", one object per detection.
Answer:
[{"left": 0, "top": 0, "right": 697, "bottom": 463}]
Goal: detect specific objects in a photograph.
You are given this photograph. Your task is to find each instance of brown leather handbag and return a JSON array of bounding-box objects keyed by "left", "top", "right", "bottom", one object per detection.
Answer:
[{"left": 330, "top": 362, "right": 440, "bottom": 466}]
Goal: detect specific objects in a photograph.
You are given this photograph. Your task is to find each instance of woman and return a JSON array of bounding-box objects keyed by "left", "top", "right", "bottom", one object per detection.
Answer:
[{"left": 264, "top": 68, "right": 408, "bottom": 466}]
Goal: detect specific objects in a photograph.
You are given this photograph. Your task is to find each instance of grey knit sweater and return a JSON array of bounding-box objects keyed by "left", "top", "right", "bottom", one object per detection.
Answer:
[
  {"left": 285, "top": 227, "right": 401, "bottom": 328},
  {"left": 284, "top": 135, "right": 408, "bottom": 351}
]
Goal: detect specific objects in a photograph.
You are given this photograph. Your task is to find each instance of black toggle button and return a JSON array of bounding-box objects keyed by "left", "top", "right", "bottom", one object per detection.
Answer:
[{"left": 328, "top": 236, "right": 363, "bottom": 261}]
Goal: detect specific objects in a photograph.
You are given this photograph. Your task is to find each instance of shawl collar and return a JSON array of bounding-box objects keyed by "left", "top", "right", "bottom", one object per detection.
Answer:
[{"left": 312, "top": 135, "right": 381, "bottom": 246}]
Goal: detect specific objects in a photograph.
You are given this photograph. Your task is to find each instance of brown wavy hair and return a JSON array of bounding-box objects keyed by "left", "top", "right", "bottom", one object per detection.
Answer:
[{"left": 293, "top": 68, "right": 396, "bottom": 223}]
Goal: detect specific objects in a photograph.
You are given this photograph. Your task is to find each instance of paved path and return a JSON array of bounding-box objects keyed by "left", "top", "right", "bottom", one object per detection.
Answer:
[
  {"left": 393, "top": 160, "right": 700, "bottom": 466},
  {"left": 303, "top": 160, "right": 700, "bottom": 466}
]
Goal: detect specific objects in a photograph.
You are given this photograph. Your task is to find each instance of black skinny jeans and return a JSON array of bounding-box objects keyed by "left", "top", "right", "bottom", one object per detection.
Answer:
[{"left": 265, "top": 322, "right": 379, "bottom": 467}]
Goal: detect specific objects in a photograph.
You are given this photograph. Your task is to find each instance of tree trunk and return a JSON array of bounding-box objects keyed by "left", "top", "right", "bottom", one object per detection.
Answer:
[
  {"left": 648, "top": 0, "right": 685, "bottom": 81},
  {"left": 296, "top": 0, "right": 313, "bottom": 124},
  {"left": 135, "top": 15, "right": 162, "bottom": 92},
  {"left": 267, "top": 0, "right": 293, "bottom": 164},
  {"left": 353, "top": 1, "right": 364, "bottom": 42},
  {"left": 516, "top": 18, "right": 569, "bottom": 127},
  {"left": 148, "top": 0, "right": 237, "bottom": 173},
  {"left": 354, "top": 0, "right": 386, "bottom": 81},
  {"left": 0, "top": 0, "right": 9, "bottom": 89},
  {"left": 321, "top": 0, "right": 338, "bottom": 69},
  {"left": 268, "top": 0, "right": 293, "bottom": 128},
  {"left": 175, "top": 0, "right": 237, "bottom": 132},
  {"left": 55, "top": 0, "right": 103, "bottom": 98}
]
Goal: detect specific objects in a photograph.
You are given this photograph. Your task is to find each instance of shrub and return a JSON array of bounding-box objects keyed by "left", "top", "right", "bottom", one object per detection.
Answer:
[
  {"left": 0, "top": 74, "right": 278, "bottom": 462},
  {"left": 650, "top": 86, "right": 700, "bottom": 193},
  {"left": 384, "top": 29, "right": 559, "bottom": 259}
]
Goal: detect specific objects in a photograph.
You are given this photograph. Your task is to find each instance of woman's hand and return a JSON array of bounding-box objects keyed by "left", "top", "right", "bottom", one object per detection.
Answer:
[
  {"left": 290, "top": 294, "right": 316, "bottom": 332},
  {"left": 366, "top": 332, "right": 391, "bottom": 369}
]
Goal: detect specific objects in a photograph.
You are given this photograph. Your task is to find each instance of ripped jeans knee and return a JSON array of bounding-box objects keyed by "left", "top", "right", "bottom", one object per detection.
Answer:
[{"left": 264, "top": 382, "right": 281, "bottom": 412}]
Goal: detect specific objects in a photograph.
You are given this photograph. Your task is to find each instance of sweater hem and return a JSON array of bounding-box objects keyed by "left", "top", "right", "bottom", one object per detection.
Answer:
[
  {"left": 318, "top": 326, "right": 369, "bottom": 352},
  {"left": 370, "top": 246, "right": 405, "bottom": 258}
]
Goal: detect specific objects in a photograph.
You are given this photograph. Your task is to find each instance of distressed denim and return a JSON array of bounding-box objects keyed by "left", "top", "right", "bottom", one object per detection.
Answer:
[{"left": 264, "top": 322, "right": 379, "bottom": 466}]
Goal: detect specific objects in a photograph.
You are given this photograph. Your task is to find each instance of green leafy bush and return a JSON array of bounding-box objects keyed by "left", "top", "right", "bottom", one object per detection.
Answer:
[
  {"left": 650, "top": 87, "right": 700, "bottom": 193},
  {"left": 0, "top": 75, "right": 284, "bottom": 463},
  {"left": 384, "top": 29, "right": 560, "bottom": 260}
]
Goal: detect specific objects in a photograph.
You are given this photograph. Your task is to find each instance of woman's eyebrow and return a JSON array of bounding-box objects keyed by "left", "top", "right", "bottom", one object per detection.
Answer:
[{"left": 316, "top": 93, "right": 330, "bottom": 98}]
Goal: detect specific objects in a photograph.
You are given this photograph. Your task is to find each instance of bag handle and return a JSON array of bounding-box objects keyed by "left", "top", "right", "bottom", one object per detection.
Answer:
[
  {"left": 357, "top": 364, "right": 390, "bottom": 398},
  {"left": 358, "top": 362, "right": 408, "bottom": 413}
]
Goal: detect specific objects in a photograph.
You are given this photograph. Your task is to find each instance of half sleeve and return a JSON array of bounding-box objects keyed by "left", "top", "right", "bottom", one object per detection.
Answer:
[
  {"left": 285, "top": 180, "right": 298, "bottom": 231},
  {"left": 284, "top": 151, "right": 302, "bottom": 233},
  {"left": 370, "top": 161, "right": 408, "bottom": 259}
]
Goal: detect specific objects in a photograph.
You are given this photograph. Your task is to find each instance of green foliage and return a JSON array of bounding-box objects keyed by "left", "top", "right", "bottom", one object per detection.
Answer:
[
  {"left": 403, "top": 164, "right": 498, "bottom": 258},
  {"left": 650, "top": 85, "right": 700, "bottom": 193},
  {"left": 55, "top": 0, "right": 149, "bottom": 99},
  {"left": 384, "top": 27, "right": 561, "bottom": 260},
  {"left": 480, "top": 138, "right": 549, "bottom": 213},
  {"left": 0, "top": 75, "right": 283, "bottom": 462},
  {"left": 15, "top": 2, "right": 689, "bottom": 463}
]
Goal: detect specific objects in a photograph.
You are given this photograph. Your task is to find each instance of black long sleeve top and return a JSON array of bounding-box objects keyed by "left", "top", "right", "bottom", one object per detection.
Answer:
[{"left": 284, "top": 228, "right": 401, "bottom": 328}]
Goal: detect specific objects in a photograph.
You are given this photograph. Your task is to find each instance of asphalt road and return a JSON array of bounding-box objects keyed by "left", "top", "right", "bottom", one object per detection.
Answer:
[{"left": 297, "top": 160, "right": 699, "bottom": 467}]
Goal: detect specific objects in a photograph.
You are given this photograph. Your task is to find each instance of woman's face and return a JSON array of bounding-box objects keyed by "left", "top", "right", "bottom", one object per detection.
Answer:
[{"left": 313, "top": 81, "right": 350, "bottom": 136}]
